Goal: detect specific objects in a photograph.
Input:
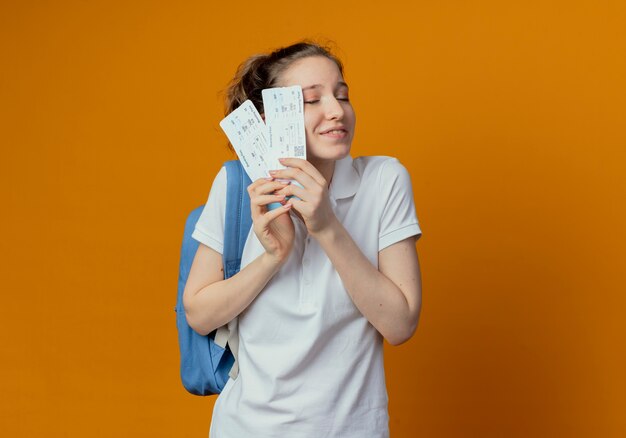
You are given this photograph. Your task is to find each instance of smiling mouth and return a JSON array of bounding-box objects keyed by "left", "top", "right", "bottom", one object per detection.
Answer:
[{"left": 320, "top": 129, "right": 348, "bottom": 138}]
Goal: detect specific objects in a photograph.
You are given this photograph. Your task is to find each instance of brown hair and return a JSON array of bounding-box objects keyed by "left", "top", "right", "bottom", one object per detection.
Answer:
[{"left": 223, "top": 41, "right": 344, "bottom": 148}]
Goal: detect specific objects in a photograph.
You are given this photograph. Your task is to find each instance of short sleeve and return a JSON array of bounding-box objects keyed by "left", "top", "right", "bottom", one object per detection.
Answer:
[
  {"left": 191, "top": 166, "right": 227, "bottom": 254},
  {"left": 378, "top": 158, "right": 422, "bottom": 251}
]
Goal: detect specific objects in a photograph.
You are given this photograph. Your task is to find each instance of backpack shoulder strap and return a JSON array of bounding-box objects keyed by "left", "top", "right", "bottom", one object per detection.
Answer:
[
  {"left": 177, "top": 205, "right": 203, "bottom": 311},
  {"left": 220, "top": 160, "right": 252, "bottom": 380},
  {"left": 223, "top": 159, "right": 252, "bottom": 278}
]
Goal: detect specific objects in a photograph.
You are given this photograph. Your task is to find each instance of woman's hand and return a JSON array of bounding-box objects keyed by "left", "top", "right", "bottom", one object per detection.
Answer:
[
  {"left": 269, "top": 157, "right": 338, "bottom": 236},
  {"left": 247, "top": 177, "right": 295, "bottom": 265}
]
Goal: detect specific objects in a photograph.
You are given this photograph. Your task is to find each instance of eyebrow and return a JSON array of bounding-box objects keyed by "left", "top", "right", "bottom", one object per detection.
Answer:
[{"left": 302, "top": 81, "right": 349, "bottom": 91}]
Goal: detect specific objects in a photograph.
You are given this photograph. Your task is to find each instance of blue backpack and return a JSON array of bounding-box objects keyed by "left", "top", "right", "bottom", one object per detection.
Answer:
[{"left": 175, "top": 160, "right": 252, "bottom": 395}]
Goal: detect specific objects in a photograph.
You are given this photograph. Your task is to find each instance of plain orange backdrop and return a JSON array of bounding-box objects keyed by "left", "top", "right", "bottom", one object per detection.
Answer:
[{"left": 1, "top": 1, "right": 625, "bottom": 437}]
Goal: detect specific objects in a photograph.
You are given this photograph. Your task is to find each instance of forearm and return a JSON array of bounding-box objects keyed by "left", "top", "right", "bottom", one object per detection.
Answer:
[
  {"left": 313, "top": 218, "right": 420, "bottom": 345},
  {"left": 184, "top": 252, "right": 282, "bottom": 335}
]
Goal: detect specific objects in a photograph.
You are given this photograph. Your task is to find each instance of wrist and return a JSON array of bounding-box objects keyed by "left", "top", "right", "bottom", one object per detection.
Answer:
[
  {"left": 311, "top": 216, "right": 341, "bottom": 244},
  {"left": 260, "top": 251, "right": 286, "bottom": 273}
]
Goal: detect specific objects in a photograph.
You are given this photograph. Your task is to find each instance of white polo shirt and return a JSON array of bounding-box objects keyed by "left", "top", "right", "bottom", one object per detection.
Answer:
[{"left": 192, "top": 155, "right": 421, "bottom": 438}]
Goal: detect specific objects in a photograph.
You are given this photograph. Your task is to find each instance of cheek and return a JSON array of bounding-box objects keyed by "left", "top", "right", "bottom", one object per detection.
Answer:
[
  {"left": 303, "top": 112, "right": 318, "bottom": 133},
  {"left": 345, "top": 106, "right": 356, "bottom": 128}
]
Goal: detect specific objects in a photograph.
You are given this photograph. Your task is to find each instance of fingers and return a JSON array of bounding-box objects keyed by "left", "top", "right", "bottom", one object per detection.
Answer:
[
  {"left": 268, "top": 159, "right": 330, "bottom": 208},
  {"left": 247, "top": 178, "right": 289, "bottom": 218},
  {"left": 275, "top": 158, "right": 327, "bottom": 187},
  {"left": 257, "top": 194, "right": 287, "bottom": 205},
  {"left": 285, "top": 197, "right": 306, "bottom": 218},
  {"left": 274, "top": 182, "right": 308, "bottom": 201},
  {"left": 268, "top": 167, "right": 320, "bottom": 192},
  {"left": 256, "top": 203, "right": 293, "bottom": 229},
  {"left": 248, "top": 177, "right": 287, "bottom": 194}
]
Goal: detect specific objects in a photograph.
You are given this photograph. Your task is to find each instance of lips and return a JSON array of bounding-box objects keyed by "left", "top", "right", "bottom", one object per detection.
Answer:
[{"left": 320, "top": 126, "right": 347, "bottom": 135}]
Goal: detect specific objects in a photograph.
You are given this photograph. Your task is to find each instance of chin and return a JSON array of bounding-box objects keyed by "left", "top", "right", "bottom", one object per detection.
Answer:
[
  {"left": 308, "top": 150, "right": 350, "bottom": 164},
  {"left": 307, "top": 141, "right": 352, "bottom": 163}
]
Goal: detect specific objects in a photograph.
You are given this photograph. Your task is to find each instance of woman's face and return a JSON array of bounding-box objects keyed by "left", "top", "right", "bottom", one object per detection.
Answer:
[{"left": 276, "top": 56, "right": 356, "bottom": 166}]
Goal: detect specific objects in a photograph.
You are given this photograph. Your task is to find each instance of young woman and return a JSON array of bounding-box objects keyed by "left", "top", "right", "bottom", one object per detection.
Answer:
[{"left": 183, "top": 41, "right": 423, "bottom": 438}]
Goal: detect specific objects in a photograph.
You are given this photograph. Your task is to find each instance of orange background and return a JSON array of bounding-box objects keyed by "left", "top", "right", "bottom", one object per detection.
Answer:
[{"left": 2, "top": 1, "right": 625, "bottom": 437}]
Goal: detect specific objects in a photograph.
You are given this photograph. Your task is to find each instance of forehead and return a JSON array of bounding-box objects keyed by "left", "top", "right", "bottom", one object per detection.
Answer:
[{"left": 277, "top": 56, "right": 344, "bottom": 88}]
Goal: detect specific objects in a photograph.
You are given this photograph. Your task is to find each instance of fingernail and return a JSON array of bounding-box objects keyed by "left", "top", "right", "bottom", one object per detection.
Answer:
[{"left": 263, "top": 177, "right": 273, "bottom": 180}]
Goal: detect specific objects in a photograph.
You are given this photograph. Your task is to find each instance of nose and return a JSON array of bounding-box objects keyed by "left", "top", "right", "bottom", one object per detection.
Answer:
[{"left": 324, "top": 96, "right": 345, "bottom": 120}]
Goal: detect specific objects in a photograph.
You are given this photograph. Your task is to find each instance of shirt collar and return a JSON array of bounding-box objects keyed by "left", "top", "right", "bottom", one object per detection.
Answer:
[{"left": 328, "top": 154, "right": 360, "bottom": 202}]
